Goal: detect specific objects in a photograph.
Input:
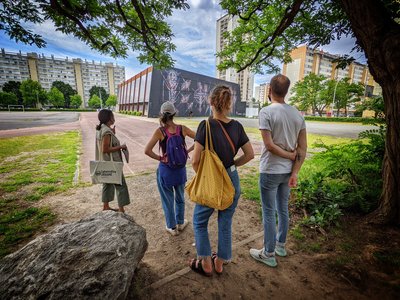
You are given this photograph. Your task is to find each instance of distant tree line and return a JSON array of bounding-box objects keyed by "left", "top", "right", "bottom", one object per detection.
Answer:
[
  {"left": 0, "top": 80, "right": 117, "bottom": 109},
  {"left": 290, "top": 74, "right": 366, "bottom": 117}
]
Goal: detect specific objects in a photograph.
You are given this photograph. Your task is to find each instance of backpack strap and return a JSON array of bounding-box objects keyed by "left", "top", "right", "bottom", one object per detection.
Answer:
[
  {"left": 215, "top": 119, "right": 235, "bottom": 155},
  {"left": 164, "top": 125, "right": 181, "bottom": 137},
  {"left": 159, "top": 127, "right": 167, "bottom": 157}
]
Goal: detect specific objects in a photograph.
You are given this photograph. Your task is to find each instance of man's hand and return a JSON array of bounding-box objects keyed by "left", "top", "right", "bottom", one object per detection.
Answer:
[
  {"left": 289, "top": 150, "right": 297, "bottom": 161},
  {"left": 120, "top": 143, "right": 127, "bottom": 151},
  {"left": 288, "top": 175, "right": 298, "bottom": 188},
  {"left": 112, "top": 126, "right": 116, "bottom": 134}
]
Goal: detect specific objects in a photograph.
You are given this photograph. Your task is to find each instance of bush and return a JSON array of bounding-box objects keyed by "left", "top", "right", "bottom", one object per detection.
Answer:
[{"left": 295, "top": 126, "right": 385, "bottom": 227}]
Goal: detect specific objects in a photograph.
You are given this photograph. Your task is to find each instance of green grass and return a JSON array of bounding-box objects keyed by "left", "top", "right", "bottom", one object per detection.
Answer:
[
  {"left": 239, "top": 166, "right": 260, "bottom": 203},
  {"left": 290, "top": 224, "right": 305, "bottom": 241},
  {"left": 0, "top": 131, "right": 80, "bottom": 257}
]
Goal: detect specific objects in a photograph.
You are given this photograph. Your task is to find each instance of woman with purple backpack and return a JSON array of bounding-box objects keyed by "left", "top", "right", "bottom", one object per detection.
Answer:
[{"left": 145, "top": 101, "right": 196, "bottom": 236}]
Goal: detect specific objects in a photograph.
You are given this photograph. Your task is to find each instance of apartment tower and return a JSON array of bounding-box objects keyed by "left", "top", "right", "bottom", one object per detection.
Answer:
[
  {"left": 282, "top": 45, "right": 381, "bottom": 97},
  {"left": 0, "top": 49, "right": 125, "bottom": 107},
  {"left": 216, "top": 14, "right": 254, "bottom": 103}
]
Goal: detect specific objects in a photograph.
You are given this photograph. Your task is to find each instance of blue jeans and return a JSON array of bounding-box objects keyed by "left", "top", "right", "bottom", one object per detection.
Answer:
[
  {"left": 157, "top": 168, "right": 185, "bottom": 229},
  {"left": 193, "top": 166, "right": 241, "bottom": 261},
  {"left": 259, "top": 173, "right": 291, "bottom": 255}
]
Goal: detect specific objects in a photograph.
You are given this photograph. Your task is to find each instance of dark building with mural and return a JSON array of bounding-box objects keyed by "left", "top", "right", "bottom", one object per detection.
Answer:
[{"left": 117, "top": 67, "right": 245, "bottom": 117}]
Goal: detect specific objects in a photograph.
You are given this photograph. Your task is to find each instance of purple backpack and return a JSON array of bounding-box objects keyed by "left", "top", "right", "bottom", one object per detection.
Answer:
[{"left": 162, "top": 125, "right": 188, "bottom": 169}]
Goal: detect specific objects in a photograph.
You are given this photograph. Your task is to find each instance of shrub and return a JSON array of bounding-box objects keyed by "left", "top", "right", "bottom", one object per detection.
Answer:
[{"left": 295, "top": 126, "right": 385, "bottom": 227}]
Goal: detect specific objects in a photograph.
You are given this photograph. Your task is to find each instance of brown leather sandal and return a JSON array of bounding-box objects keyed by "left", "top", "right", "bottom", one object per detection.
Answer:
[
  {"left": 211, "top": 252, "right": 223, "bottom": 275},
  {"left": 189, "top": 258, "right": 212, "bottom": 277}
]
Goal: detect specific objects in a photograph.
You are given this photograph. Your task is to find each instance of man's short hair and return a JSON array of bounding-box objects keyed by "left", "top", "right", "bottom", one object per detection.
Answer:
[{"left": 270, "top": 74, "right": 290, "bottom": 97}]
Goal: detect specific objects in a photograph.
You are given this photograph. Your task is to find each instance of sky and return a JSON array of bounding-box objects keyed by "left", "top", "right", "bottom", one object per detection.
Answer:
[{"left": 0, "top": 0, "right": 366, "bottom": 87}]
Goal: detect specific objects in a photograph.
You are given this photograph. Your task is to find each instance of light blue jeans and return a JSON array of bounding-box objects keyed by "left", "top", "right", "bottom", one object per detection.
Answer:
[
  {"left": 259, "top": 173, "right": 291, "bottom": 255},
  {"left": 193, "top": 166, "right": 241, "bottom": 261},
  {"left": 156, "top": 169, "right": 185, "bottom": 229}
]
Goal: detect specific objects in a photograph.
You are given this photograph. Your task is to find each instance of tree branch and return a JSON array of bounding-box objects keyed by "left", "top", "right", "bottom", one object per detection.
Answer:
[
  {"left": 130, "top": 0, "right": 158, "bottom": 58},
  {"left": 238, "top": 0, "right": 305, "bottom": 72},
  {"left": 49, "top": 0, "right": 119, "bottom": 54},
  {"left": 115, "top": 0, "right": 143, "bottom": 34},
  {"left": 238, "top": 0, "right": 267, "bottom": 21}
]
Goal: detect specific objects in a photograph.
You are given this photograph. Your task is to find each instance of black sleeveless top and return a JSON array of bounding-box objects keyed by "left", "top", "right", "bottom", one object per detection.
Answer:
[{"left": 195, "top": 118, "right": 249, "bottom": 168}]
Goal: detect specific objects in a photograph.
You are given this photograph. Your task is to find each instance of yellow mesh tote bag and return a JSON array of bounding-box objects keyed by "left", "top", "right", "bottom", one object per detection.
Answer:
[{"left": 185, "top": 120, "right": 235, "bottom": 210}]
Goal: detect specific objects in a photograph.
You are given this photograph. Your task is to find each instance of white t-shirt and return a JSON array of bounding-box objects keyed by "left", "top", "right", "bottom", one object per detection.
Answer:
[{"left": 259, "top": 103, "right": 306, "bottom": 174}]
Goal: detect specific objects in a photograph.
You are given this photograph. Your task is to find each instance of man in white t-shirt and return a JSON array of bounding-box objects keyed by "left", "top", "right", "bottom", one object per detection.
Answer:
[{"left": 250, "top": 74, "right": 307, "bottom": 267}]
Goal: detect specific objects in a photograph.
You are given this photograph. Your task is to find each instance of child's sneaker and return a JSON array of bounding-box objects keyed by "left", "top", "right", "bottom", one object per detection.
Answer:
[
  {"left": 177, "top": 219, "right": 189, "bottom": 231},
  {"left": 275, "top": 245, "right": 287, "bottom": 257},
  {"left": 249, "top": 248, "right": 277, "bottom": 267},
  {"left": 166, "top": 227, "right": 179, "bottom": 236}
]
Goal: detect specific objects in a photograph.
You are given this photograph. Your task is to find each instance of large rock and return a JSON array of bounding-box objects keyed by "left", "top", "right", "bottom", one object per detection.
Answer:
[{"left": 0, "top": 211, "right": 148, "bottom": 300}]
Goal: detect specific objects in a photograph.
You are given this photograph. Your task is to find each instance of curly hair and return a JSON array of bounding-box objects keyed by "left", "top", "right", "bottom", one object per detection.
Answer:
[{"left": 209, "top": 85, "right": 232, "bottom": 113}]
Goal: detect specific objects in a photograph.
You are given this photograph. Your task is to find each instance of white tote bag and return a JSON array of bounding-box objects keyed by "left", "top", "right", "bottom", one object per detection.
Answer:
[
  {"left": 90, "top": 160, "right": 123, "bottom": 185},
  {"left": 90, "top": 136, "right": 123, "bottom": 185}
]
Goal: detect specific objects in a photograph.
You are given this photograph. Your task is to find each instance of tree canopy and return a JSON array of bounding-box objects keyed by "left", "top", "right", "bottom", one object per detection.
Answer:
[
  {"left": 51, "top": 81, "right": 76, "bottom": 108},
  {"left": 105, "top": 95, "right": 117, "bottom": 108},
  {"left": 70, "top": 94, "right": 82, "bottom": 108},
  {"left": 2, "top": 81, "right": 23, "bottom": 104},
  {"left": 19, "top": 79, "right": 47, "bottom": 107},
  {"left": 88, "top": 94, "right": 101, "bottom": 109},
  {"left": 0, "top": 91, "right": 18, "bottom": 107},
  {"left": 89, "top": 86, "right": 108, "bottom": 106},
  {"left": 290, "top": 73, "right": 327, "bottom": 115},
  {"left": 47, "top": 87, "right": 64, "bottom": 108},
  {"left": 0, "top": 0, "right": 190, "bottom": 69}
]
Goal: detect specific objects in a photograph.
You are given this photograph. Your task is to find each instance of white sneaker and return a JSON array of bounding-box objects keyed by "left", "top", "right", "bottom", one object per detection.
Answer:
[
  {"left": 177, "top": 219, "right": 189, "bottom": 231},
  {"left": 249, "top": 248, "right": 277, "bottom": 267},
  {"left": 166, "top": 227, "right": 179, "bottom": 236},
  {"left": 275, "top": 245, "right": 287, "bottom": 257}
]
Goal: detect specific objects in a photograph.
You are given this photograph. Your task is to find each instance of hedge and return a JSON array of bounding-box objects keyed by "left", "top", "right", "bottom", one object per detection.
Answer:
[{"left": 304, "top": 116, "right": 384, "bottom": 124}]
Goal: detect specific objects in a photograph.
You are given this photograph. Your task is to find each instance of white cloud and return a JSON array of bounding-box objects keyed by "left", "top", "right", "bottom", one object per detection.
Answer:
[{"left": 1, "top": 1, "right": 365, "bottom": 88}]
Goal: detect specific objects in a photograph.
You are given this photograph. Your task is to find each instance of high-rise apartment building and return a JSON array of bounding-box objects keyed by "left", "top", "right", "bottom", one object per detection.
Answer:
[
  {"left": 255, "top": 83, "right": 269, "bottom": 105},
  {"left": 0, "top": 49, "right": 125, "bottom": 106},
  {"left": 216, "top": 14, "right": 254, "bottom": 102},
  {"left": 282, "top": 45, "right": 381, "bottom": 97}
]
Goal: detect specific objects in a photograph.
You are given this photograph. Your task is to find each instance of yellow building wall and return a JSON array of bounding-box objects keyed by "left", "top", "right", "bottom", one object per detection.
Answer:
[
  {"left": 73, "top": 62, "right": 85, "bottom": 108},
  {"left": 107, "top": 67, "right": 115, "bottom": 96},
  {"left": 27, "top": 58, "right": 38, "bottom": 81}
]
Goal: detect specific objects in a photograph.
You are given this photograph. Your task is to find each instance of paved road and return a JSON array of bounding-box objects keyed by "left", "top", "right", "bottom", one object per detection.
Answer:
[
  {"left": 0, "top": 111, "right": 79, "bottom": 130},
  {"left": 188, "top": 117, "right": 377, "bottom": 139},
  {"left": 80, "top": 112, "right": 169, "bottom": 182}
]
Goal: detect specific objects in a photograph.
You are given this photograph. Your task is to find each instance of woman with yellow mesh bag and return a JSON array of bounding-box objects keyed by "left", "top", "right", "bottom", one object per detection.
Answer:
[{"left": 187, "top": 86, "right": 254, "bottom": 276}]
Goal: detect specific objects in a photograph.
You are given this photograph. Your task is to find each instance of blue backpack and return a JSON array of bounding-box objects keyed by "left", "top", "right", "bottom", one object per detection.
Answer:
[{"left": 161, "top": 125, "right": 188, "bottom": 169}]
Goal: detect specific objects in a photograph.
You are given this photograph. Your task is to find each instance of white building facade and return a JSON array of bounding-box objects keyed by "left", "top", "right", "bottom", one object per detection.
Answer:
[
  {"left": 216, "top": 14, "right": 254, "bottom": 103},
  {"left": 0, "top": 49, "right": 125, "bottom": 106}
]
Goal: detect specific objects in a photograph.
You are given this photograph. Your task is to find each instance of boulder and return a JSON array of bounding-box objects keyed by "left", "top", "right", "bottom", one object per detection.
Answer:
[{"left": 0, "top": 211, "right": 148, "bottom": 300}]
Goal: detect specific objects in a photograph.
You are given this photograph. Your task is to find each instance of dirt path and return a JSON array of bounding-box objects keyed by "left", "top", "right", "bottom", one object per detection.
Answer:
[{"left": 37, "top": 162, "right": 378, "bottom": 300}]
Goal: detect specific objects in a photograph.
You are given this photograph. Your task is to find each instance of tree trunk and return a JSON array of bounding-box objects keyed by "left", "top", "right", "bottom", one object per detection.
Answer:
[
  {"left": 375, "top": 84, "right": 400, "bottom": 224},
  {"left": 340, "top": 0, "right": 400, "bottom": 224}
]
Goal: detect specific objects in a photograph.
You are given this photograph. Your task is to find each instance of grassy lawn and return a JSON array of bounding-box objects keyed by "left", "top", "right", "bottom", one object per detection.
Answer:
[{"left": 0, "top": 131, "right": 80, "bottom": 257}]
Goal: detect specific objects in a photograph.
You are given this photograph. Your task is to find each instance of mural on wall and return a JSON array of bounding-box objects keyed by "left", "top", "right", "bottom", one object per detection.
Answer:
[{"left": 160, "top": 69, "right": 240, "bottom": 117}]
